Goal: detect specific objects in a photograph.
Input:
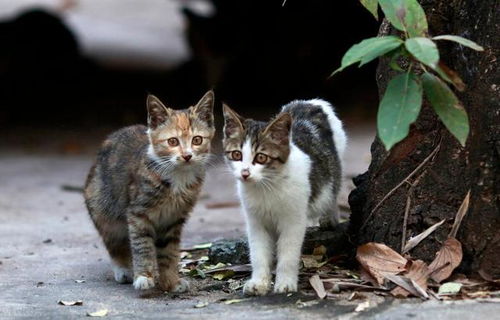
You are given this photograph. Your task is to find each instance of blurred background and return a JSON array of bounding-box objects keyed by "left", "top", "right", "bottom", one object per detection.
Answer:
[
  {"left": 0, "top": 0, "right": 379, "bottom": 153},
  {"left": 0, "top": 1, "right": 381, "bottom": 302}
]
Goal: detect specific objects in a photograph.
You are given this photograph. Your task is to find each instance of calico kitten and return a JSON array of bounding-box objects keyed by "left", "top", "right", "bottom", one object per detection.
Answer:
[
  {"left": 84, "top": 91, "right": 215, "bottom": 291},
  {"left": 222, "top": 99, "right": 346, "bottom": 295}
]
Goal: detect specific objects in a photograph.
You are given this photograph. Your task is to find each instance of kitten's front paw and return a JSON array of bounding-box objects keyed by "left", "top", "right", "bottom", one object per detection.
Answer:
[
  {"left": 243, "top": 278, "right": 271, "bottom": 296},
  {"left": 274, "top": 279, "right": 298, "bottom": 294},
  {"left": 133, "top": 275, "right": 155, "bottom": 290},
  {"left": 172, "top": 278, "right": 190, "bottom": 293}
]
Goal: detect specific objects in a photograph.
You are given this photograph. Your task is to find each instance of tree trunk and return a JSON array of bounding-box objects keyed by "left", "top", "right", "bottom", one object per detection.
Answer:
[{"left": 348, "top": 0, "right": 500, "bottom": 278}]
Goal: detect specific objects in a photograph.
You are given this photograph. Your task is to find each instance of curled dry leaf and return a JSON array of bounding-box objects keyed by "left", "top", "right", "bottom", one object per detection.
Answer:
[
  {"left": 428, "top": 238, "right": 463, "bottom": 283},
  {"left": 309, "top": 275, "right": 326, "bottom": 299},
  {"left": 391, "top": 260, "right": 429, "bottom": 297},
  {"left": 58, "top": 300, "right": 83, "bottom": 306},
  {"left": 402, "top": 219, "right": 445, "bottom": 254},
  {"left": 354, "top": 300, "right": 370, "bottom": 312},
  {"left": 356, "top": 242, "right": 408, "bottom": 285}
]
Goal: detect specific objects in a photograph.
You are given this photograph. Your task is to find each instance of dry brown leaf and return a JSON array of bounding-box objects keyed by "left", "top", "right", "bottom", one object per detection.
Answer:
[
  {"left": 428, "top": 238, "right": 463, "bottom": 283},
  {"left": 449, "top": 191, "right": 470, "bottom": 238},
  {"left": 309, "top": 275, "right": 326, "bottom": 299},
  {"left": 360, "top": 267, "right": 380, "bottom": 287},
  {"left": 385, "top": 274, "right": 428, "bottom": 299},
  {"left": 356, "top": 242, "right": 408, "bottom": 285},
  {"left": 403, "top": 220, "right": 445, "bottom": 254},
  {"left": 391, "top": 260, "right": 429, "bottom": 297}
]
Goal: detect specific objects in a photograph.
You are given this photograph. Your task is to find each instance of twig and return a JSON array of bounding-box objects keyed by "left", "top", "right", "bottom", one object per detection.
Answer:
[
  {"left": 361, "top": 142, "right": 441, "bottom": 229},
  {"left": 449, "top": 190, "right": 471, "bottom": 238},
  {"left": 401, "top": 187, "right": 413, "bottom": 253}
]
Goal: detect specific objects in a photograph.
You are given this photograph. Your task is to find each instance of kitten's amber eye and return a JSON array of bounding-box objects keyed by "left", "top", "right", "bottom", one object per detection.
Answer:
[
  {"left": 254, "top": 153, "right": 268, "bottom": 164},
  {"left": 231, "top": 150, "right": 242, "bottom": 161},
  {"left": 192, "top": 136, "right": 203, "bottom": 146},
  {"left": 167, "top": 138, "right": 179, "bottom": 146}
]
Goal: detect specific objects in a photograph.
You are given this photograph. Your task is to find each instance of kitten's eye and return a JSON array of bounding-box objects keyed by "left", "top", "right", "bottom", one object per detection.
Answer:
[
  {"left": 192, "top": 136, "right": 203, "bottom": 146},
  {"left": 254, "top": 153, "right": 268, "bottom": 164},
  {"left": 167, "top": 138, "right": 179, "bottom": 146},
  {"left": 231, "top": 150, "right": 242, "bottom": 161}
]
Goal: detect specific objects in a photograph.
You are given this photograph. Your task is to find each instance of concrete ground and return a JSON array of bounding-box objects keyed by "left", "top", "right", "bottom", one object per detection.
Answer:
[{"left": 1, "top": 126, "right": 499, "bottom": 319}]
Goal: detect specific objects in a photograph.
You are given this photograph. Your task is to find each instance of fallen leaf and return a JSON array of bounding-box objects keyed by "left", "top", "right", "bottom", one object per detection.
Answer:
[
  {"left": 403, "top": 220, "right": 445, "bottom": 253},
  {"left": 391, "top": 260, "right": 429, "bottom": 297},
  {"left": 309, "top": 275, "right": 326, "bottom": 299},
  {"left": 224, "top": 299, "right": 246, "bottom": 305},
  {"left": 348, "top": 292, "right": 366, "bottom": 301},
  {"left": 204, "top": 264, "right": 251, "bottom": 274},
  {"left": 385, "top": 274, "right": 428, "bottom": 299},
  {"left": 194, "top": 302, "right": 209, "bottom": 308},
  {"left": 192, "top": 243, "right": 212, "bottom": 250},
  {"left": 58, "top": 300, "right": 83, "bottom": 306},
  {"left": 449, "top": 191, "right": 470, "bottom": 238},
  {"left": 428, "top": 238, "right": 463, "bottom": 283},
  {"left": 354, "top": 300, "right": 370, "bottom": 312},
  {"left": 302, "top": 256, "right": 323, "bottom": 269},
  {"left": 188, "top": 268, "right": 206, "bottom": 279},
  {"left": 313, "top": 245, "right": 327, "bottom": 256},
  {"left": 212, "top": 270, "right": 235, "bottom": 280},
  {"left": 356, "top": 242, "right": 408, "bottom": 285},
  {"left": 205, "top": 201, "right": 240, "bottom": 209},
  {"left": 360, "top": 267, "right": 380, "bottom": 287},
  {"left": 180, "top": 251, "right": 191, "bottom": 259},
  {"left": 86, "top": 309, "right": 108, "bottom": 317},
  {"left": 296, "top": 299, "right": 319, "bottom": 308},
  {"left": 438, "top": 282, "right": 463, "bottom": 295}
]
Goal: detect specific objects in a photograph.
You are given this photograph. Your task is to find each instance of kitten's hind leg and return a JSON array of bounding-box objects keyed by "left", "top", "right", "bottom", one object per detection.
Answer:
[
  {"left": 112, "top": 264, "right": 133, "bottom": 284},
  {"left": 319, "top": 198, "right": 340, "bottom": 230},
  {"left": 243, "top": 216, "right": 274, "bottom": 296}
]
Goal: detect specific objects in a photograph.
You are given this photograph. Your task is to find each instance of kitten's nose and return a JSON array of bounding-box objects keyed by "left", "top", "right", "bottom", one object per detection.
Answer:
[
  {"left": 182, "top": 154, "right": 192, "bottom": 162},
  {"left": 241, "top": 169, "right": 250, "bottom": 180}
]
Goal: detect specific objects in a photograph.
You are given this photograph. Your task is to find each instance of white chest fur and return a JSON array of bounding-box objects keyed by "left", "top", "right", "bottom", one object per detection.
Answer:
[{"left": 237, "top": 143, "right": 312, "bottom": 231}]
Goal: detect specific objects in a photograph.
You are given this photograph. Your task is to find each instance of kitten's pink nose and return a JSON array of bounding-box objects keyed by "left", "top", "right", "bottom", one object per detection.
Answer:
[
  {"left": 241, "top": 169, "right": 250, "bottom": 180},
  {"left": 182, "top": 154, "right": 192, "bottom": 162}
]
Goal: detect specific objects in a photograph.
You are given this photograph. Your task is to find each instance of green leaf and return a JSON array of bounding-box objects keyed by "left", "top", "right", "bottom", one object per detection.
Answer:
[
  {"left": 405, "top": 37, "right": 439, "bottom": 68},
  {"left": 332, "top": 36, "right": 403, "bottom": 75},
  {"left": 438, "top": 282, "right": 463, "bottom": 295},
  {"left": 360, "top": 0, "right": 379, "bottom": 20},
  {"left": 422, "top": 72, "right": 469, "bottom": 146},
  {"left": 379, "top": 0, "right": 428, "bottom": 37},
  {"left": 433, "top": 35, "right": 484, "bottom": 51},
  {"left": 377, "top": 72, "right": 423, "bottom": 150}
]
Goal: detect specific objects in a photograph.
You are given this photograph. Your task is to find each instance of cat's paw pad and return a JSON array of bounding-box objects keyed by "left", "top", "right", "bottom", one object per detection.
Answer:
[
  {"left": 113, "top": 266, "right": 133, "bottom": 284},
  {"left": 172, "top": 278, "right": 190, "bottom": 293},
  {"left": 243, "top": 279, "right": 270, "bottom": 296},
  {"left": 273, "top": 280, "right": 297, "bottom": 294},
  {"left": 133, "top": 275, "right": 155, "bottom": 290}
]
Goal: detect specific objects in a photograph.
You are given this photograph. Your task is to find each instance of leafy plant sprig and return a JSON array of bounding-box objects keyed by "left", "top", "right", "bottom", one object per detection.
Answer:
[{"left": 333, "top": 0, "right": 484, "bottom": 150}]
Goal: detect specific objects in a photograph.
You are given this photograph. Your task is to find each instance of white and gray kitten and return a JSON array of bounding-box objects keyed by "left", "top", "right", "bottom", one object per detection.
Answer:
[{"left": 222, "top": 99, "right": 346, "bottom": 295}]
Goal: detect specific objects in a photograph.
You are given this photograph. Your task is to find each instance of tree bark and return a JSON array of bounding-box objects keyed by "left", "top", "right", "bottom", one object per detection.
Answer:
[{"left": 349, "top": 0, "right": 500, "bottom": 278}]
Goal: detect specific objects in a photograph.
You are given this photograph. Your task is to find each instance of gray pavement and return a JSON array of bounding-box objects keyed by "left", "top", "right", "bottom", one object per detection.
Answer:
[{"left": 1, "top": 126, "right": 498, "bottom": 319}]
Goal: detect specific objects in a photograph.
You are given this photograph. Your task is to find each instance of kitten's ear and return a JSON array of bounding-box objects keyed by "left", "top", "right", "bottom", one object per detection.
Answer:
[
  {"left": 147, "top": 94, "right": 172, "bottom": 129},
  {"left": 222, "top": 103, "right": 244, "bottom": 138},
  {"left": 192, "top": 90, "right": 215, "bottom": 127},
  {"left": 263, "top": 112, "right": 292, "bottom": 145}
]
